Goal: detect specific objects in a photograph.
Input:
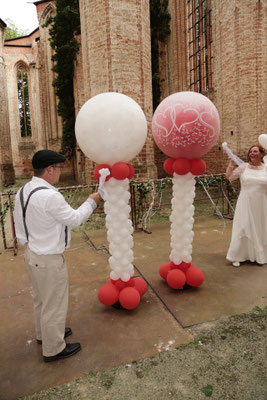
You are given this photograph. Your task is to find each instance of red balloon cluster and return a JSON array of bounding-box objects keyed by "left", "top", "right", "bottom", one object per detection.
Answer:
[
  {"left": 94, "top": 162, "right": 135, "bottom": 181},
  {"left": 159, "top": 261, "right": 204, "bottom": 289},
  {"left": 94, "top": 164, "right": 112, "bottom": 181},
  {"left": 98, "top": 277, "right": 147, "bottom": 310},
  {"left": 163, "top": 158, "right": 206, "bottom": 176}
]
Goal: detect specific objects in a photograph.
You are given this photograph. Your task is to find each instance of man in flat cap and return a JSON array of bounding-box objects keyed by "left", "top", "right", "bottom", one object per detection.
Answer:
[{"left": 14, "top": 150, "right": 100, "bottom": 362}]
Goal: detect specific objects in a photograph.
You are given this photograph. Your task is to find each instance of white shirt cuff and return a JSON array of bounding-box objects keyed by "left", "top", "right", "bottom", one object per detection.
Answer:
[{"left": 86, "top": 198, "right": 97, "bottom": 210}]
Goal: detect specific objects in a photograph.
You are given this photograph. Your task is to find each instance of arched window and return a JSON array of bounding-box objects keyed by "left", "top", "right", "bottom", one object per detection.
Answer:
[{"left": 17, "top": 64, "right": 32, "bottom": 137}]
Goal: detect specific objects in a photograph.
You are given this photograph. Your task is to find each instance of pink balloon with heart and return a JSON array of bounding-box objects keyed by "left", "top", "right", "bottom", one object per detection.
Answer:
[
  {"left": 152, "top": 91, "right": 220, "bottom": 291},
  {"left": 152, "top": 91, "right": 220, "bottom": 159}
]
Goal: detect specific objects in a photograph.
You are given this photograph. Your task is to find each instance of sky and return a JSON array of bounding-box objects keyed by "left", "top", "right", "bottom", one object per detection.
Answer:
[{"left": 1, "top": 0, "right": 39, "bottom": 33}]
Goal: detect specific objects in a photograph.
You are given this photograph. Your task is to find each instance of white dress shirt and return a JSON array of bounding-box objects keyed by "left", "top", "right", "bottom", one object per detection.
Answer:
[{"left": 14, "top": 176, "right": 96, "bottom": 255}]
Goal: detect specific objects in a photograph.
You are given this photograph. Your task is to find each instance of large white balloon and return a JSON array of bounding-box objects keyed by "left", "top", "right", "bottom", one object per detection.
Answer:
[
  {"left": 75, "top": 92, "right": 147, "bottom": 165},
  {"left": 258, "top": 134, "right": 267, "bottom": 150}
]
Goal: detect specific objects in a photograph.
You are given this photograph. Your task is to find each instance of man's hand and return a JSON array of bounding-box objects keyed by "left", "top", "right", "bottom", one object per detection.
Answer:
[{"left": 89, "top": 192, "right": 101, "bottom": 204}]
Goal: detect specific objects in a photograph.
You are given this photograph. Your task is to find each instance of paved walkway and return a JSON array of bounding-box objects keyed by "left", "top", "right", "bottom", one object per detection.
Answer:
[{"left": 0, "top": 217, "right": 266, "bottom": 400}]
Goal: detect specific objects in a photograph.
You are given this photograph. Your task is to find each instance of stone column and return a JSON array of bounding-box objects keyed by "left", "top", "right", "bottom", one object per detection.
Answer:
[
  {"left": 78, "top": 0, "right": 157, "bottom": 179},
  {"left": 0, "top": 22, "right": 15, "bottom": 187}
]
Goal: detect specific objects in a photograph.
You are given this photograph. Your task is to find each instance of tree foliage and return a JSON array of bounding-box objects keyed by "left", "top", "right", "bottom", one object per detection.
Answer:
[
  {"left": 4, "top": 19, "right": 29, "bottom": 40},
  {"left": 44, "top": 0, "right": 80, "bottom": 158},
  {"left": 150, "top": 0, "right": 171, "bottom": 111}
]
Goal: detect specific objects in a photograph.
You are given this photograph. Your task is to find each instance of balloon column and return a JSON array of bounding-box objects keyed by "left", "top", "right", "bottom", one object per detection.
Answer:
[
  {"left": 75, "top": 92, "right": 148, "bottom": 309},
  {"left": 152, "top": 91, "right": 220, "bottom": 290}
]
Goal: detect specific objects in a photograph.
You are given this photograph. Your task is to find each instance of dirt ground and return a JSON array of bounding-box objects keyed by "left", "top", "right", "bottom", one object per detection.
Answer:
[
  {"left": 21, "top": 306, "right": 267, "bottom": 400},
  {"left": 2, "top": 215, "right": 266, "bottom": 400}
]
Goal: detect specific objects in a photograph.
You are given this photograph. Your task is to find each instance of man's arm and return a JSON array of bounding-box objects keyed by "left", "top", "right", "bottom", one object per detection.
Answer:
[
  {"left": 47, "top": 191, "right": 101, "bottom": 228},
  {"left": 14, "top": 190, "right": 27, "bottom": 245}
]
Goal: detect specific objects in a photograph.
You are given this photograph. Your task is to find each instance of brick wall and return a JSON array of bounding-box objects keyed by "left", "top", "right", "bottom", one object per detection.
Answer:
[
  {"left": 77, "top": 0, "right": 157, "bottom": 183},
  {"left": 211, "top": 0, "right": 267, "bottom": 170}
]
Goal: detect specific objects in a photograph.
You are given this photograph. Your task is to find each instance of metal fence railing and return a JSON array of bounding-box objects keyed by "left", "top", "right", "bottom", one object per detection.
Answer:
[{"left": 0, "top": 174, "right": 239, "bottom": 255}]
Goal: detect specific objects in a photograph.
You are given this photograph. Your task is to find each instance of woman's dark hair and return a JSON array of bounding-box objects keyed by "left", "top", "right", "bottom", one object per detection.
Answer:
[{"left": 247, "top": 144, "right": 265, "bottom": 161}]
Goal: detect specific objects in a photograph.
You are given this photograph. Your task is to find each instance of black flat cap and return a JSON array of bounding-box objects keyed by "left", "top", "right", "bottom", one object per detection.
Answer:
[{"left": 32, "top": 150, "right": 66, "bottom": 169}]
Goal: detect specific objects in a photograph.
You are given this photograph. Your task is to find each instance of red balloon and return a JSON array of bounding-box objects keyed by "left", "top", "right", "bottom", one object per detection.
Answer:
[
  {"left": 173, "top": 158, "right": 191, "bottom": 175},
  {"left": 94, "top": 164, "right": 111, "bottom": 181},
  {"left": 190, "top": 159, "right": 206, "bottom": 175},
  {"left": 119, "top": 287, "right": 140, "bottom": 310},
  {"left": 177, "top": 261, "right": 191, "bottom": 273},
  {"left": 134, "top": 277, "right": 147, "bottom": 296},
  {"left": 126, "top": 277, "right": 135, "bottom": 287},
  {"left": 127, "top": 164, "right": 135, "bottom": 179},
  {"left": 163, "top": 158, "right": 175, "bottom": 175},
  {"left": 167, "top": 269, "right": 186, "bottom": 289},
  {"left": 98, "top": 283, "right": 119, "bottom": 305},
  {"left": 170, "top": 262, "right": 178, "bottom": 270},
  {"left": 186, "top": 266, "right": 204, "bottom": 287},
  {"left": 113, "top": 279, "right": 127, "bottom": 291},
  {"left": 111, "top": 162, "right": 130, "bottom": 180},
  {"left": 159, "top": 262, "right": 172, "bottom": 280}
]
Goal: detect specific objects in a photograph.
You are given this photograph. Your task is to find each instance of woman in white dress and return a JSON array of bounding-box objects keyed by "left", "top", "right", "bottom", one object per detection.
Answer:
[{"left": 226, "top": 145, "right": 267, "bottom": 267}]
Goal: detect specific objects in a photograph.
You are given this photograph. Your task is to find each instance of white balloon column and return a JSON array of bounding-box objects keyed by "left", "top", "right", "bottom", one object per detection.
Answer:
[
  {"left": 152, "top": 91, "right": 220, "bottom": 290},
  {"left": 75, "top": 92, "right": 148, "bottom": 309}
]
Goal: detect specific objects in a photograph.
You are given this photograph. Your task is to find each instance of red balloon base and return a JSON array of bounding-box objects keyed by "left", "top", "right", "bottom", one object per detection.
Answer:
[
  {"left": 94, "top": 162, "right": 135, "bottom": 181},
  {"left": 163, "top": 157, "right": 206, "bottom": 176},
  {"left": 98, "top": 277, "right": 147, "bottom": 310},
  {"left": 159, "top": 261, "right": 204, "bottom": 289}
]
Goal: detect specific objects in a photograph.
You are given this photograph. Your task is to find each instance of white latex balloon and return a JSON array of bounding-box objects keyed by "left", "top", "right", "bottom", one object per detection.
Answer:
[
  {"left": 183, "top": 255, "right": 192, "bottom": 263},
  {"left": 109, "top": 256, "right": 116, "bottom": 267},
  {"left": 75, "top": 92, "right": 147, "bottom": 165},
  {"left": 110, "top": 271, "right": 119, "bottom": 280},
  {"left": 121, "top": 272, "right": 131, "bottom": 282},
  {"left": 120, "top": 242, "right": 131, "bottom": 251},
  {"left": 258, "top": 134, "right": 267, "bottom": 150},
  {"left": 113, "top": 250, "right": 122, "bottom": 259},
  {"left": 112, "top": 236, "right": 121, "bottom": 244},
  {"left": 172, "top": 256, "right": 182, "bottom": 265}
]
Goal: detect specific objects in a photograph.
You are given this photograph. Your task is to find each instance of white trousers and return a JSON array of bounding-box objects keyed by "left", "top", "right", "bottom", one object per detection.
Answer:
[{"left": 24, "top": 247, "right": 69, "bottom": 356}]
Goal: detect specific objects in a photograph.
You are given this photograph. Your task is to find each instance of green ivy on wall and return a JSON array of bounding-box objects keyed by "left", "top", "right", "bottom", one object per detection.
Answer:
[
  {"left": 44, "top": 0, "right": 80, "bottom": 158},
  {"left": 150, "top": 0, "right": 171, "bottom": 111}
]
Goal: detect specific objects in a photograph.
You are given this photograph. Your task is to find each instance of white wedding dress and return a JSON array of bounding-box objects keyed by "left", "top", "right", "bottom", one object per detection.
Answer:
[{"left": 227, "top": 163, "right": 267, "bottom": 264}]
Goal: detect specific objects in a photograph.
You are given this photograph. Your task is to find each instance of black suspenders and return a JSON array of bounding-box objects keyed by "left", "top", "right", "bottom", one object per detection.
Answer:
[{"left": 19, "top": 185, "right": 68, "bottom": 247}]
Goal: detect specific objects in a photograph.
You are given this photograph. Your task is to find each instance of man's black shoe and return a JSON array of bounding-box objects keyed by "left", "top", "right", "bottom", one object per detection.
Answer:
[
  {"left": 43, "top": 342, "right": 81, "bottom": 362},
  {"left": 37, "top": 327, "right": 72, "bottom": 344}
]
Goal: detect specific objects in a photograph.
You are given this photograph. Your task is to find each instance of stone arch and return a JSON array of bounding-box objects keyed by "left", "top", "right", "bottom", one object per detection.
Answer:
[
  {"left": 40, "top": 2, "right": 56, "bottom": 25},
  {"left": 15, "top": 60, "right": 30, "bottom": 72}
]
